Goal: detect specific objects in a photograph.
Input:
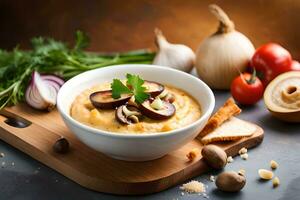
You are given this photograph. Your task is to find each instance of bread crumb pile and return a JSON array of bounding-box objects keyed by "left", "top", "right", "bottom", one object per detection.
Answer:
[{"left": 180, "top": 180, "right": 206, "bottom": 193}]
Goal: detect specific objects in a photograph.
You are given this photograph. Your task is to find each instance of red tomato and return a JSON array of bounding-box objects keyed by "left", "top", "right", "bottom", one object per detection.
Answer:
[
  {"left": 289, "top": 60, "right": 300, "bottom": 71},
  {"left": 251, "top": 43, "right": 292, "bottom": 86},
  {"left": 231, "top": 73, "right": 264, "bottom": 105}
]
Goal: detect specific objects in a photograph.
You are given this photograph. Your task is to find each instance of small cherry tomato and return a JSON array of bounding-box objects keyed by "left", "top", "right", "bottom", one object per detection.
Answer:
[
  {"left": 251, "top": 43, "right": 292, "bottom": 86},
  {"left": 231, "top": 73, "right": 264, "bottom": 105}
]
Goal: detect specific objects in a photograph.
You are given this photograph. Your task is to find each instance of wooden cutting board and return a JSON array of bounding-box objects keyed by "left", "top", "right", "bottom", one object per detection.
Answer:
[{"left": 0, "top": 104, "right": 264, "bottom": 195}]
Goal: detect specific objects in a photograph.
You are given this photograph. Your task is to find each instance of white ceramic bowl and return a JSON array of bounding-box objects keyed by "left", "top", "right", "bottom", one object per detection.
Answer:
[{"left": 57, "top": 64, "right": 215, "bottom": 161}]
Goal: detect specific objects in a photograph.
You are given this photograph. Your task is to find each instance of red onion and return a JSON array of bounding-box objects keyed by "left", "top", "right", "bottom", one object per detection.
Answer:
[
  {"left": 25, "top": 71, "right": 64, "bottom": 111},
  {"left": 41, "top": 74, "right": 65, "bottom": 86}
]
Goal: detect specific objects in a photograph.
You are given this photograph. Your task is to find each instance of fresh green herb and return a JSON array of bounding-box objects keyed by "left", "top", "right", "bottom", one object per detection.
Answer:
[
  {"left": 126, "top": 74, "right": 149, "bottom": 103},
  {"left": 73, "top": 31, "right": 89, "bottom": 51},
  {"left": 111, "top": 73, "right": 149, "bottom": 103},
  {"left": 111, "top": 79, "right": 131, "bottom": 99},
  {"left": 0, "top": 31, "right": 155, "bottom": 109}
]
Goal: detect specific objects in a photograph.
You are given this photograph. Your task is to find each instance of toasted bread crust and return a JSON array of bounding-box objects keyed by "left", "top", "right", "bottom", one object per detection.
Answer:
[
  {"left": 198, "top": 98, "right": 241, "bottom": 139},
  {"left": 200, "top": 117, "right": 256, "bottom": 144},
  {"left": 201, "top": 136, "right": 244, "bottom": 145}
]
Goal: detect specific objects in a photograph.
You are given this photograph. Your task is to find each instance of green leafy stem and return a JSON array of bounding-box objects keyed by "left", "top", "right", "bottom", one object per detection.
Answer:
[{"left": 0, "top": 31, "right": 155, "bottom": 109}]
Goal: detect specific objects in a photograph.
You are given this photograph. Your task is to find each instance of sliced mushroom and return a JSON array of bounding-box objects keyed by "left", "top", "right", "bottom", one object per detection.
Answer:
[
  {"left": 158, "top": 89, "right": 168, "bottom": 98},
  {"left": 90, "top": 90, "right": 132, "bottom": 109},
  {"left": 127, "top": 96, "right": 139, "bottom": 107},
  {"left": 144, "top": 81, "right": 164, "bottom": 97},
  {"left": 128, "top": 115, "right": 139, "bottom": 123},
  {"left": 140, "top": 99, "right": 175, "bottom": 120},
  {"left": 115, "top": 105, "right": 142, "bottom": 124},
  {"left": 163, "top": 93, "right": 175, "bottom": 103},
  {"left": 122, "top": 105, "right": 141, "bottom": 117},
  {"left": 158, "top": 90, "right": 175, "bottom": 103}
]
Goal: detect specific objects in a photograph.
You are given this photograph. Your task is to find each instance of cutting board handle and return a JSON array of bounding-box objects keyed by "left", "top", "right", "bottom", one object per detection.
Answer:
[
  {"left": 0, "top": 115, "right": 63, "bottom": 152},
  {"left": 0, "top": 110, "right": 31, "bottom": 128}
]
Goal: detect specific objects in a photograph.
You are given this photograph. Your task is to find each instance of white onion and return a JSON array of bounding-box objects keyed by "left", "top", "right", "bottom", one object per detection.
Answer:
[{"left": 195, "top": 4, "right": 255, "bottom": 89}]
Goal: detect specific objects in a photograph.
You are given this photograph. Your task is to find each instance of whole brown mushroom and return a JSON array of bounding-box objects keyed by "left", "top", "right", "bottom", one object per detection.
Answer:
[
  {"left": 216, "top": 171, "right": 246, "bottom": 192},
  {"left": 201, "top": 145, "right": 227, "bottom": 169}
]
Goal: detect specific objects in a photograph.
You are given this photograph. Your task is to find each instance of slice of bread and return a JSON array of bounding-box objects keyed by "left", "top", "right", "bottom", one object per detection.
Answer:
[
  {"left": 201, "top": 117, "right": 256, "bottom": 145},
  {"left": 198, "top": 98, "right": 241, "bottom": 138}
]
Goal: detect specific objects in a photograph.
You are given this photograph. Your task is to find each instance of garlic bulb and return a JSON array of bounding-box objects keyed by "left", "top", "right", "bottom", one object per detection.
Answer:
[
  {"left": 196, "top": 4, "right": 255, "bottom": 89},
  {"left": 153, "top": 28, "right": 195, "bottom": 72}
]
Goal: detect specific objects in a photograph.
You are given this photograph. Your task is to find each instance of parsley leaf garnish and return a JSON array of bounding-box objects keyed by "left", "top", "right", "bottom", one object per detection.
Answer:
[
  {"left": 111, "top": 79, "right": 131, "bottom": 99},
  {"left": 126, "top": 74, "right": 149, "bottom": 103},
  {"left": 111, "top": 74, "right": 149, "bottom": 103}
]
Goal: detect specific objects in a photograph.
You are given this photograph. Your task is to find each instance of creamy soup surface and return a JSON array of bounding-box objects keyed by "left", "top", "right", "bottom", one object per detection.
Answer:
[{"left": 70, "top": 82, "right": 201, "bottom": 134}]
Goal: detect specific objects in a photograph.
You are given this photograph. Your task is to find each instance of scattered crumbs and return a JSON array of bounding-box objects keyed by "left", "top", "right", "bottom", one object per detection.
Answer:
[
  {"left": 209, "top": 175, "right": 215, "bottom": 182},
  {"left": 1, "top": 161, "right": 5, "bottom": 168},
  {"left": 0, "top": 152, "right": 5, "bottom": 158},
  {"left": 238, "top": 147, "right": 248, "bottom": 155},
  {"left": 203, "top": 193, "right": 209, "bottom": 199},
  {"left": 273, "top": 177, "right": 280, "bottom": 188},
  {"left": 227, "top": 156, "right": 234, "bottom": 163},
  {"left": 180, "top": 180, "right": 206, "bottom": 194},
  {"left": 238, "top": 169, "right": 246, "bottom": 176},
  {"left": 240, "top": 153, "right": 249, "bottom": 160},
  {"left": 270, "top": 160, "right": 278, "bottom": 170},
  {"left": 239, "top": 147, "right": 249, "bottom": 160},
  {"left": 186, "top": 148, "right": 200, "bottom": 161},
  {"left": 258, "top": 169, "right": 273, "bottom": 180}
]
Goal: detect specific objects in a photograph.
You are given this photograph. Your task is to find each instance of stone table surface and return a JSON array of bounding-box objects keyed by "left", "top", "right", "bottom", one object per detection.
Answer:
[{"left": 0, "top": 90, "right": 299, "bottom": 200}]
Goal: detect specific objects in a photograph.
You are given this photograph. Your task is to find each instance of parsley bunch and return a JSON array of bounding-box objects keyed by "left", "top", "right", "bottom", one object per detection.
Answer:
[
  {"left": 111, "top": 74, "right": 149, "bottom": 103},
  {"left": 0, "top": 31, "right": 155, "bottom": 109}
]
